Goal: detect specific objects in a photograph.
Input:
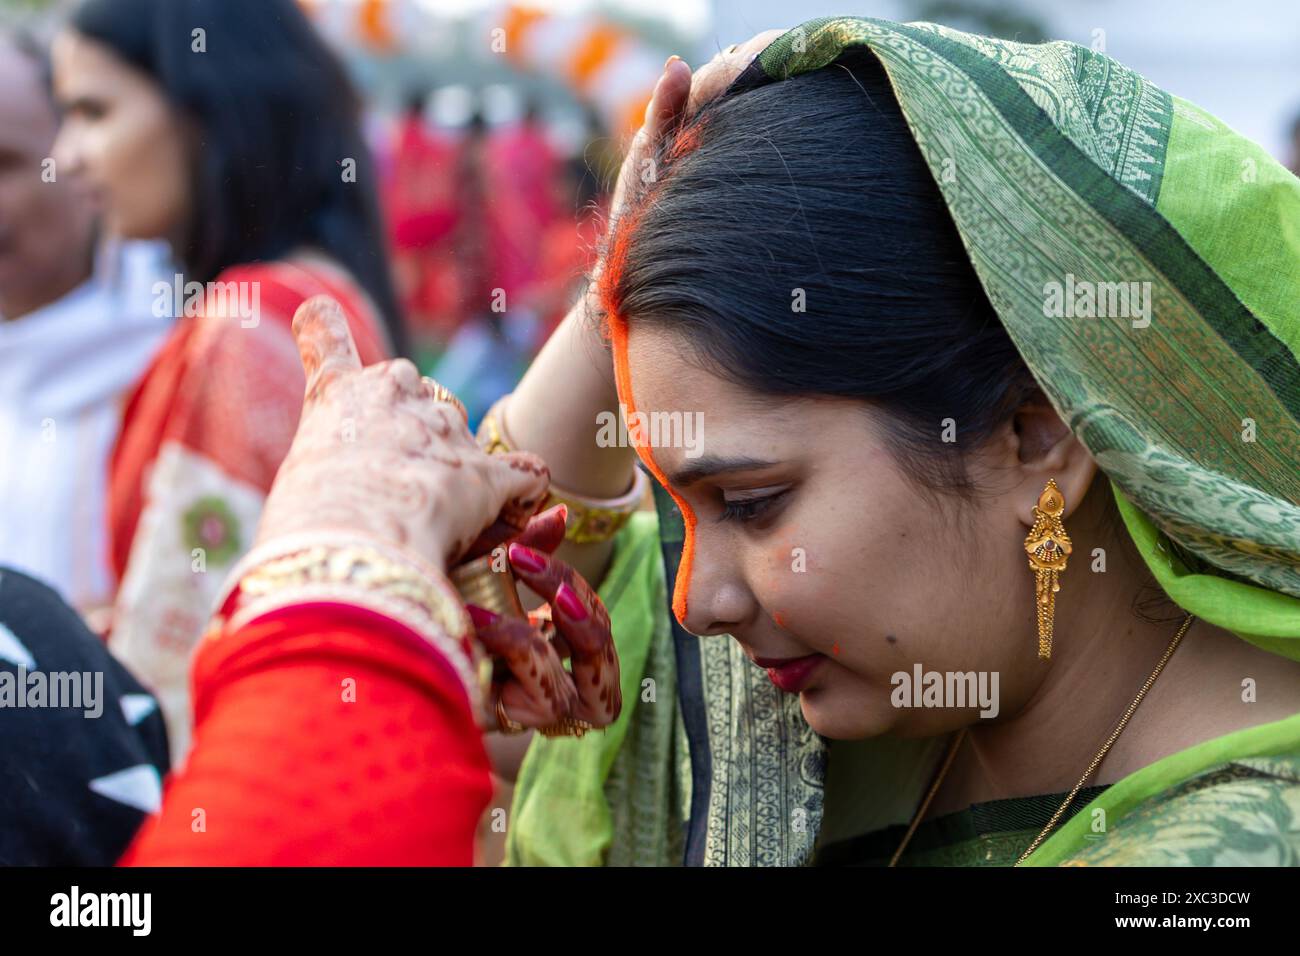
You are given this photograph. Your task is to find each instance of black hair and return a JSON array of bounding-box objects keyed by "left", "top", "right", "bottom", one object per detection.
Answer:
[
  {"left": 602, "top": 50, "right": 1042, "bottom": 498},
  {"left": 71, "top": 0, "right": 406, "bottom": 354}
]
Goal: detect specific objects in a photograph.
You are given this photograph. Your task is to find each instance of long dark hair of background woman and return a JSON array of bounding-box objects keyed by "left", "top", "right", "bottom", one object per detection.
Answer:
[{"left": 71, "top": 0, "right": 407, "bottom": 354}]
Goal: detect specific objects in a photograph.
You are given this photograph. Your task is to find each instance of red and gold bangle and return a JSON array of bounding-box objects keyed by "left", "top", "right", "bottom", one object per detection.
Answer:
[
  {"left": 478, "top": 395, "right": 649, "bottom": 545},
  {"left": 210, "top": 532, "right": 483, "bottom": 717}
]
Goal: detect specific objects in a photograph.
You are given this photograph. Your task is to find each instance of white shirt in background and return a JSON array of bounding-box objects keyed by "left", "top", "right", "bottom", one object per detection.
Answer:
[{"left": 0, "top": 241, "right": 174, "bottom": 610}]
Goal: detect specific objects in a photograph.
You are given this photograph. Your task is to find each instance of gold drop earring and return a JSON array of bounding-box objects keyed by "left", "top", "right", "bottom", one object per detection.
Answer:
[{"left": 1023, "top": 478, "right": 1072, "bottom": 660}]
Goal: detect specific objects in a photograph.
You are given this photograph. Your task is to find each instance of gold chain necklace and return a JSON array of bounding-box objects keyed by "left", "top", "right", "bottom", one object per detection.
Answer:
[{"left": 888, "top": 613, "right": 1195, "bottom": 868}]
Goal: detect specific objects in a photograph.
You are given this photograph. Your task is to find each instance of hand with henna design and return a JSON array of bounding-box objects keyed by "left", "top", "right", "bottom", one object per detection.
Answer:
[
  {"left": 504, "top": 535, "right": 621, "bottom": 729},
  {"left": 257, "top": 295, "right": 551, "bottom": 567},
  {"left": 260, "top": 296, "right": 618, "bottom": 736},
  {"left": 466, "top": 504, "right": 621, "bottom": 732}
]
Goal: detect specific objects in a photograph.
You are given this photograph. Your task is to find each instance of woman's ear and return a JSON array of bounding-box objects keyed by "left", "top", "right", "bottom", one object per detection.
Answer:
[{"left": 1009, "top": 399, "right": 1097, "bottom": 526}]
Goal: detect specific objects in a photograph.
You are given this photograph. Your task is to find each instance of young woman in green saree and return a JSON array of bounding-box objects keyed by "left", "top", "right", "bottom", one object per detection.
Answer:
[{"left": 485, "top": 17, "right": 1300, "bottom": 866}]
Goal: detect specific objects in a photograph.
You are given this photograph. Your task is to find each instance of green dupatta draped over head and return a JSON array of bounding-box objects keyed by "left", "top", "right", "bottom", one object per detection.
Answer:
[{"left": 507, "top": 17, "right": 1300, "bottom": 868}]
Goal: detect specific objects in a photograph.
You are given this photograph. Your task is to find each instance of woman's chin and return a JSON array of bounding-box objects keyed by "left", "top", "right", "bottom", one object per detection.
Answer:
[{"left": 797, "top": 680, "right": 894, "bottom": 740}]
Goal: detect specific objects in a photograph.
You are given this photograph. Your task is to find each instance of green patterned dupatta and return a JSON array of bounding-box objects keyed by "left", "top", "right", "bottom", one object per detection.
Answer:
[{"left": 730, "top": 17, "right": 1300, "bottom": 647}]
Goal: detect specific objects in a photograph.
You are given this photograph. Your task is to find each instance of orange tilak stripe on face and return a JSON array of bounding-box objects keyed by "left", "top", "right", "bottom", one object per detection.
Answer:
[
  {"left": 598, "top": 114, "right": 717, "bottom": 630},
  {"left": 607, "top": 309, "right": 696, "bottom": 627}
]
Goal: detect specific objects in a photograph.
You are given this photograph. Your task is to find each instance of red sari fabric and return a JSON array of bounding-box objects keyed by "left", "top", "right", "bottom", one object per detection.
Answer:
[
  {"left": 118, "top": 604, "right": 491, "bottom": 866},
  {"left": 382, "top": 117, "right": 462, "bottom": 338}
]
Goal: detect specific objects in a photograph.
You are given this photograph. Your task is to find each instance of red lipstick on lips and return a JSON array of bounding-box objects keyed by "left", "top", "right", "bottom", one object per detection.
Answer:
[{"left": 753, "top": 653, "right": 825, "bottom": 694}]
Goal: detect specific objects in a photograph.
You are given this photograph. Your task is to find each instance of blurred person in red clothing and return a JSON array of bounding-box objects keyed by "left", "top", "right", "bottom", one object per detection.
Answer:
[
  {"left": 482, "top": 97, "right": 563, "bottom": 310},
  {"left": 385, "top": 90, "right": 461, "bottom": 341},
  {"left": 516, "top": 107, "right": 615, "bottom": 342},
  {"left": 52, "top": 0, "right": 403, "bottom": 759}
]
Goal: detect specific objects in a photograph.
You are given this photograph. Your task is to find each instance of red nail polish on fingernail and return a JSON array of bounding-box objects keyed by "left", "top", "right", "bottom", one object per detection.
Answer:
[
  {"left": 508, "top": 543, "right": 546, "bottom": 573},
  {"left": 555, "top": 583, "right": 588, "bottom": 621},
  {"left": 466, "top": 604, "right": 499, "bottom": 628}
]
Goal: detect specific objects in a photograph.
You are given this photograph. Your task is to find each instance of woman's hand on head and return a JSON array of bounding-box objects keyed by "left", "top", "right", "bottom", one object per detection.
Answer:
[{"left": 255, "top": 295, "right": 551, "bottom": 567}]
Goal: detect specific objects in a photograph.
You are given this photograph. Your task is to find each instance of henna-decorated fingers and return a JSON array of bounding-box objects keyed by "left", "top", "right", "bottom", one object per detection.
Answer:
[
  {"left": 509, "top": 503, "right": 568, "bottom": 555},
  {"left": 469, "top": 606, "right": 578, "bottom": 730},
  {"left": 490, "top": 450, "right": 551, "bottom": 526},
  {"left": 292, "top": 295, "right": 362, "bottom": 401},
  {"left": 453, "top": 454, "right": 551, "bottom": 563},
  {"left": 268, "top": 295, "right": 557, "bottom": 570},
  {"left": 368, "top": 356, "right": 424, "bottom": 402},
  {"left": 461, "top": 502, "right": 568, "bottom": 565},
  {"left": 506, "top": 543, "right": 620, "bottom": 727}
]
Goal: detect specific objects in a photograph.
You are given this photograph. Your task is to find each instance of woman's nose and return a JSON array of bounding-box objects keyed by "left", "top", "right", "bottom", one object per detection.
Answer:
[{"left": 679, "top": 539, "right": 751, "bottom": 638}]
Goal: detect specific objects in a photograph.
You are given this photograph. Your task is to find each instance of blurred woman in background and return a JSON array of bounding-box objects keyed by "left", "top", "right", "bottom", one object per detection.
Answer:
[{"left": 51, "top": 0, "right": 403, "bottom": 757}]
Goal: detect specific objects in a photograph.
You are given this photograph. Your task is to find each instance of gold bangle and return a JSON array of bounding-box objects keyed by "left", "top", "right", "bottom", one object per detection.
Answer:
[
  {"left": 477, "top": 396, "right": 516, "bottom": 457},
  {"left": 495, "top": 691, "right": 526, "bottom": 735},
  {"left": 477, "top": 395, "right": 649, "bottom": 545},
  {"left": 449, "top": 552, "right": 527, "bottom": 620},
  {"left": 546, "top": 471, "right": 648, "bottom": 544},
  {"left": 538, "top": 715, "right": 596, "bottom": 739},
  {"left": 214, "top": 530, "right": 448, "bottom": 615}
]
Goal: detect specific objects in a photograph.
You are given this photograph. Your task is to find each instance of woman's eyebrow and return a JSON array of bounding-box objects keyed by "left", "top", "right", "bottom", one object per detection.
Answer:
[{"left": 668, "top": 455, "right": 777, "bottom": 487}]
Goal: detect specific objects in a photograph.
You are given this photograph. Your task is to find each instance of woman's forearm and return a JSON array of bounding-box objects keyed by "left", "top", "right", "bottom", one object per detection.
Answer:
[
  {"left": 501, "top": 294, "right": 641, "bottom": 584},
  {"left": 505, "top": 294, "right": 636, "bottom": 500}
]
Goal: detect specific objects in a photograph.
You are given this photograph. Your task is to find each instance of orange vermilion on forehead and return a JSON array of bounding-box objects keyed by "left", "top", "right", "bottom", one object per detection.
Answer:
[
  {"left": 600, "top": 204, "right": 696, "bottom": 624},
  {"left": 599, "top": 116, "right": 714, "bottom": 628}
]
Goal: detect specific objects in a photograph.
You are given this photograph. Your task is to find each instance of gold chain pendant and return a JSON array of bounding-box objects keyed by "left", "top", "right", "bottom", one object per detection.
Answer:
[{"left": 1023, "top": 478, "right": 1072, "bottom": 660}]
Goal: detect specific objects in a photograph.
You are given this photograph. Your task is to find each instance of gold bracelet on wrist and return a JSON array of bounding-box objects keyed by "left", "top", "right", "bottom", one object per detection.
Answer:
[{"left": 478, "top": 395, "right": 649, "bottom": 545}]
